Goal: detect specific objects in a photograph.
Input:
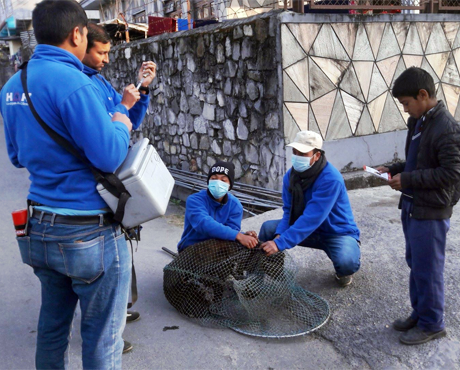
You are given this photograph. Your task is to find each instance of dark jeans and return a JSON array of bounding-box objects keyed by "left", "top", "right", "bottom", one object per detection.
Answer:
[
  {"left": 17, "top": 216, "right": 131, "bottom": 369},
  {"left": 401, "top": 198, "right": 449, "bottom": 332},
  {"left": 259, "top": 219, "right": 361, "bottom": 277}
]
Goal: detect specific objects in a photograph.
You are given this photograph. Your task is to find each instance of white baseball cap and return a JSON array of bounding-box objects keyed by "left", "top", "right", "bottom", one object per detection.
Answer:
[{"left": 287, "top": 131, "right": 323, "bottom": 153}]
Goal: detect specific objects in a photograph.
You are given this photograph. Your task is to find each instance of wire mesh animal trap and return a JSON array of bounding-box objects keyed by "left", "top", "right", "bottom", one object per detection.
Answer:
[{"left": 163, "top": 239, "right": 330, "bottom": 338}]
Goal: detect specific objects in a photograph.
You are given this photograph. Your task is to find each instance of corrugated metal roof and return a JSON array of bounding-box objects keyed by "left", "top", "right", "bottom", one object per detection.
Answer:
[{"left": 99, "top": 17, "right": 149, "bottom": 33}]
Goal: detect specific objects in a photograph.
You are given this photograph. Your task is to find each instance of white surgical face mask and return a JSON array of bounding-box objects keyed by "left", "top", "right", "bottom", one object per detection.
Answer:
[
  {"left": 208, "top": 180, "right": 230, "bottom": 199},
  {"left": 291, "top": 154, "right": 313, "bottom": 173}
]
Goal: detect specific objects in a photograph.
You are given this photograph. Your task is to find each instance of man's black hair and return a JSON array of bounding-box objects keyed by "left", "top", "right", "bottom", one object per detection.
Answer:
[
  {"left": 33, "top": 0, "right": 88, "bottom": 46},
  {"left": 392, "top": 67, "right": 436, "bottom": 99},
  {"left": 87, "top": 22, "right": 111, "bottom": 52}
]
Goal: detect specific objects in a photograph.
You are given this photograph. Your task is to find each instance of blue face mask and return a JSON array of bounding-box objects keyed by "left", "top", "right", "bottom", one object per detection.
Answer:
[
  {"left": 208, "top": 180, "right": 230, "bottom": 199},
  {"left": 291, "top": 154, "right": 313, "bottom": 173}
]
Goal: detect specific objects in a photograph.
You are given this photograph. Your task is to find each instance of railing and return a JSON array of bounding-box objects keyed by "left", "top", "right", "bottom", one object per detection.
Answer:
[
  {"left": 310, "top": 0, "right": 425, "bottom": 10},
  {"left": 438, "top": 0, "right": 460, "bottom": 9},
  {"left": 286, "top": 0, "right": 460, "bottom": 12}
]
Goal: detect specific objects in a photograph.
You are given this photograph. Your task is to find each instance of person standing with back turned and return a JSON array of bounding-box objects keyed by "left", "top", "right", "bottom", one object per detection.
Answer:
[{"left": 1, "top": 1, "right": 133, "bottom": 368}]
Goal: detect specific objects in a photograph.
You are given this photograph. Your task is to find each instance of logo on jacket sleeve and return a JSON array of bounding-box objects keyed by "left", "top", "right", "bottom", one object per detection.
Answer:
[{"left": 5, "top": 91, "right": 32, "bottom": 105}]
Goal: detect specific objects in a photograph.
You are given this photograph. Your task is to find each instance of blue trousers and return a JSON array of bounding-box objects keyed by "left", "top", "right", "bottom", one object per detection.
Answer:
[
  {"left": 259, "top": 219, "right": 361, "bottom": 277},
  {"left": 17, "top": 216, "right": 131, "bottom": 370},
  {"left": 401, "top": 198, "right": 449, "bottom": 332}
]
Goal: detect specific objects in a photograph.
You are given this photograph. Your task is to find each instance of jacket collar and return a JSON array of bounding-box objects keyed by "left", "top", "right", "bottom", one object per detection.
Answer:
[
  {"left": 408, "top": 100, "right": 445, "bottom": 130},
  {"left": 31, "top": 44, "right": 84, "bottom": 72},
  {"left": 425, "top": 100, "right": 445, "bottom": 121},
  {"left": 206, "top": 189, "right": 229, "bottom": 206},
  {"left": 83, "top": 64, "right": 99, "bottom": 77}
]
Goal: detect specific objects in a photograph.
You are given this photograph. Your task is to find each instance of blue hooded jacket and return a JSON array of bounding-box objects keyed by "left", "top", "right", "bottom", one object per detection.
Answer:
[
  {"left": 83, "top": 65, "right": 148, "bottom": 130},
  {"left": 177, "top": 189, "right": 243, "bottom": 251},
  {"left": 1, "top": 45, "right": 130, "bottom": 209},
  {"left": 275, "top": 163, "right": 360, "bottom": 251}
]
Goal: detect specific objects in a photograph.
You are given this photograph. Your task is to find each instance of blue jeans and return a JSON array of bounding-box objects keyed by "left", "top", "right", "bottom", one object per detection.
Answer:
[
  {"left": 17, "top": 216, "right": 131, "bottom": 370},
  {"left": 259, "top": 219, "right": 361, "bottom": 276},
  {"left": 401, "top": 198, "right": 449, "bottom": 332}
]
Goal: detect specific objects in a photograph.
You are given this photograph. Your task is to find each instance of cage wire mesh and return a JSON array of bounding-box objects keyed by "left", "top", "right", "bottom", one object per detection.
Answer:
[{"left": 163, "top": 239, "right": 330, "bottom": 338}]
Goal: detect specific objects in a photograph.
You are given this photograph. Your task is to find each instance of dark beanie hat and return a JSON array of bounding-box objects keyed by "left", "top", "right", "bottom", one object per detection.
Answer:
[{"left": 207, "top": 161, "right": 235, "bottom": 190}]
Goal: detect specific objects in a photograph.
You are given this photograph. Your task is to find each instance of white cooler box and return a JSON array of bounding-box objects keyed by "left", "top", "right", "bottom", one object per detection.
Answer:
[{"left": 97, "top": 138, "right": 175, "bottom": 228}]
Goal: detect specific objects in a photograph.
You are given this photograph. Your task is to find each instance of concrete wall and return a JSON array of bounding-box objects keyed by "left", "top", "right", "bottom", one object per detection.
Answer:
[
  {"left": 0, "top": 63, "right": 15, "bottom": 90},
  {"left": 223, "top": 1, "right": 277, "bottom": 20},
  {"left": 104, "top": 12, "right": 286, "bottom": 190},
  {"left": 8, "top": 40, "right": 21, "bottom": 55},
  {"left": 280, "top": 13, "right": 460, "bottom": 171}
]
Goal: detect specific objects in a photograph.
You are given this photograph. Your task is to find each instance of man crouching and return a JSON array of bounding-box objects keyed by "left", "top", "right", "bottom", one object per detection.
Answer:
[{"left": 259, "top": 130, "right": 361, "bottom": 287}]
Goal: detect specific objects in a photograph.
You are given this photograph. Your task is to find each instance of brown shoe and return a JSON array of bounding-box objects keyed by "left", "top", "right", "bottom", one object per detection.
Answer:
[
  {"left": 335, "top": 274, "right": 353, "bottom": 287},
  {"left": 393, "top": 317, "right": 418, "bottom": 332}
]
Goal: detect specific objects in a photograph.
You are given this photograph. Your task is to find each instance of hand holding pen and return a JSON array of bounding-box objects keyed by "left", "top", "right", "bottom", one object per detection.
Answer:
[
  {"left": 137, "top": 61, "right": 157, "bottom": 90},
  {"left": 120, "top": 61, "right": 157, "bottom": 110}
]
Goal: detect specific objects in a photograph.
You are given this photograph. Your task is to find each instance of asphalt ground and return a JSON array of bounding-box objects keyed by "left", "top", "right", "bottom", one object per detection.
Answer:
[{"left": 1, "top": 120, "right": 459, "bottom": 369}]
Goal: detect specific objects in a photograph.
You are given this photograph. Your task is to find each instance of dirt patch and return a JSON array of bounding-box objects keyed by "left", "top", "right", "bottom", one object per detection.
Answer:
[{"left": 165, "top": 213, "right": 185, "bottom": 227}]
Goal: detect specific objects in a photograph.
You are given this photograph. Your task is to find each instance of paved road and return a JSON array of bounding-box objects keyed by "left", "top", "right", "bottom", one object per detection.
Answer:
[{"left": 0, "top": 120, "right": 459, "bottom": 369}]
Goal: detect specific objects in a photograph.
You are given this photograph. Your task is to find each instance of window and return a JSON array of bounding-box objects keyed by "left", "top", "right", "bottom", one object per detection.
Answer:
[
  {"left": 193, "top": 0, "right": 215, "bottom": 19},
  {"left": 133, "top": 10, "right": 146, "bottom": 23}
]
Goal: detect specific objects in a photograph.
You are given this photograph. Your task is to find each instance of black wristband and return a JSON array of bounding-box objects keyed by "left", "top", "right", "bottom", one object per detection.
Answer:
[{"left": 139, "top": 86, "right": 149, "bottom": 94}]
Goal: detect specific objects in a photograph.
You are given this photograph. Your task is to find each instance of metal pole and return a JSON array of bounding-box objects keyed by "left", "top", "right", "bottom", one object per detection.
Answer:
[
  {"left": 187, "top": 0, "right": 192, "bottom": 29},
  {"left": 162, "top": 247, "right": 178, "bottom": 258},
  {"left": 119, "top": 13, "right": 130, "bottom": 43}
]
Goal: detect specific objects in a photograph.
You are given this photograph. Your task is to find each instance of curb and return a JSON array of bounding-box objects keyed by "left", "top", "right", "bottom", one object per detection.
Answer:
[{"left": 343, "top": 171, "right": 388, "bottom": 191}]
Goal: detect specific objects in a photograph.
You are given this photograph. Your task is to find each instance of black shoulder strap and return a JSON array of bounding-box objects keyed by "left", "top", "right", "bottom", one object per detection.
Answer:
[
  {"left": 20, "top": 62, "right": 86, "bottom": 162},
  {"left": 20, "top": 62, "right": 131, "bottom": 224}
]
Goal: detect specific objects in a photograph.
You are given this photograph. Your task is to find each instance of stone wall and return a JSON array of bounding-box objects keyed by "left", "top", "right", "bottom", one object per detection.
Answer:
[{"left": 104, "top": 12, "right": 285, "bottom": 190}]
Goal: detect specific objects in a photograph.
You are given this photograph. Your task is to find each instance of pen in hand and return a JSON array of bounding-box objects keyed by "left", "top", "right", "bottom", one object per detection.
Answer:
[{"left": 136, "top": 73, "right": 149, "bottom": 90}]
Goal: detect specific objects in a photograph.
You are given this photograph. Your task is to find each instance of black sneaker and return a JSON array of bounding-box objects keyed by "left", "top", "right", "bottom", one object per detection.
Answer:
[
  {"left": 127, "top": 310, "right": 141, "bottom": 323},
  {"left": 123, "top": 340, "right": 133, "bottom": 354},
  {"left": 335, "top": 274, "right": 353, "bottom": 287},
  {"left": 399, "top": 326, "right": 447, "bottom": 345},
  {"left": 393, "top": 317, "right": 418, "bottom": 332}
]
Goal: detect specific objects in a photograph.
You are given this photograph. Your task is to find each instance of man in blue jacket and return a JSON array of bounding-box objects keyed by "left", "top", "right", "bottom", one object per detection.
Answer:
[
  {"left": 259, "top": 131, "right": 361, "bottom": 287},
  {"left": 1, "top": 1, "right": 132, "bottom": 368},
  {"left": 178, "top": 161, "right": 258, "bottom": 252},
  {"left": 82, "top": 22, "right": 156, "bottom": 130},
  {"left": 82, "top": 22, "right": 155, "bottom": 345}
]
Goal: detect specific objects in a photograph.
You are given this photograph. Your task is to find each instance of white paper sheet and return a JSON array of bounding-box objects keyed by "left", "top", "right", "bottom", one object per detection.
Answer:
[{"left": 363, "top": 165, "right": 390, "bottom": 181}]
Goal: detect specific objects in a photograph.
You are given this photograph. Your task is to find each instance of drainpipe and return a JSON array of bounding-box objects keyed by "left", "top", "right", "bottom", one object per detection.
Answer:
[{"left": 187, "top": 0, "right": 191, "bottom": 29}]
